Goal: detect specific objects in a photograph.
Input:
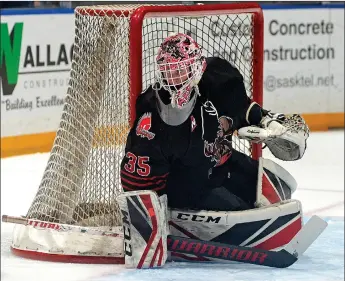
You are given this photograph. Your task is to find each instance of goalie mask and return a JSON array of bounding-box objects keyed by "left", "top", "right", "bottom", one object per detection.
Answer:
[{"left": 155, "top": 33, "right": 207, "bottom": 109}]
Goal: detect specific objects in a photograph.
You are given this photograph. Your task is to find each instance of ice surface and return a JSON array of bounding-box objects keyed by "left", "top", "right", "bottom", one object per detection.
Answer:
[{"left": 1, "top": 130, "right": 344, "bottom": 281}]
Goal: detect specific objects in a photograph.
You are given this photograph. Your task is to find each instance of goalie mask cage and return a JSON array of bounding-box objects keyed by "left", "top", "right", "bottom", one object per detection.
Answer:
[{"left": 8, "top": 3, "right": 263, "bottom": 264}]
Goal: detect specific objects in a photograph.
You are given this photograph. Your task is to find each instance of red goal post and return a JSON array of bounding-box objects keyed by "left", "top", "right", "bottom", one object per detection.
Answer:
[{"left": 5, "top": 3, "right": 264, "bottom": 264}]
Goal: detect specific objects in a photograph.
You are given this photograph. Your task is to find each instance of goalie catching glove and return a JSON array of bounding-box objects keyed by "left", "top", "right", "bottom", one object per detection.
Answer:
[{"left": 238, "top": 102, "right": 310, "bottom": 161}]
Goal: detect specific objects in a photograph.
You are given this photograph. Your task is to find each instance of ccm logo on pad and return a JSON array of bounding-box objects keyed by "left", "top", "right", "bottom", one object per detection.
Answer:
[
  {"left": 121, "top": 210, "right": 132, "bottom": 256},
  {"left": 176, "top": 213, "right": 221, "bottom": 224}
]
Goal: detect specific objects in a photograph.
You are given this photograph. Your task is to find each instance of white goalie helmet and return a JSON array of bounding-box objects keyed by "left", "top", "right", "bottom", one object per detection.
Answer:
[{"left": 155, "top": 33, "right": 207, "bottom": 109}]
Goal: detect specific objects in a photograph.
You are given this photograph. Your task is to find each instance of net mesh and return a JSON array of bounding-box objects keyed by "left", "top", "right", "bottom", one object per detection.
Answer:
[{"left": 26, "top": 5, "right": 259, "bottom": 228}]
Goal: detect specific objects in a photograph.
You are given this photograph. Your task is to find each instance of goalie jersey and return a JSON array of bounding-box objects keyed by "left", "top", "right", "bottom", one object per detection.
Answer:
[{"left": 120, "top": 57, "right": 263, "bottom": 209}]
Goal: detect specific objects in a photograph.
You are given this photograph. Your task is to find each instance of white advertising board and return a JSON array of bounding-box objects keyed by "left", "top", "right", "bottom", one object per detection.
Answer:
[
  {"left": 1, "top": 6, "right": 344, "bottom": 140},
  {"left": 262, "top": 7, "right": 344, "bottom": 114},
  {"left": 1, "top": 13, "right": 74, "bottom": 137}
]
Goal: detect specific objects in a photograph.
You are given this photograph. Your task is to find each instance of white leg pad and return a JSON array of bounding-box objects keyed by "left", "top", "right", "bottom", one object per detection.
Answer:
[
  {"left": 117, "top": 190, "right": 169, "bottom": 268},
  {"left": 256, "top": 158, "right": 297, "bottom": 207}
]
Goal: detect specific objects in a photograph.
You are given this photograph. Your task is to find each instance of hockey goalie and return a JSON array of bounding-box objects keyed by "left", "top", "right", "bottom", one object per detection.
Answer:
[{"left": 117, "top": 33, "right": 310, "bottom": 268}]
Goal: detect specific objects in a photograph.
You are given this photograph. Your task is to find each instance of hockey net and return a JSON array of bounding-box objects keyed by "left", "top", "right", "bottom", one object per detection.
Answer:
[{"left": 7, "top": 3, "right": 263, "bottom": 262}]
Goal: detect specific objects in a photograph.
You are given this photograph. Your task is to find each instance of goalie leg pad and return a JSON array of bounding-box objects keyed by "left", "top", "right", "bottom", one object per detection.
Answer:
[
  {"left": 117, "top": 190, "right": 168, "bottom": 268},
  {"left": 256, "top": 158, "right": 297, "bottom": 207}
]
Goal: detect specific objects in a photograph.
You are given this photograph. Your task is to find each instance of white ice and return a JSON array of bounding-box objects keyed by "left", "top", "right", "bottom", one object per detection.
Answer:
[{"left": 1, "top": 130, "right": 344, "bottom": 281}]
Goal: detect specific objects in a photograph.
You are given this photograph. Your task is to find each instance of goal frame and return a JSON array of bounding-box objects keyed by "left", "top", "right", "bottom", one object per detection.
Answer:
[{"left": 9, "top": 3, "right": 264, "bottom": 264}]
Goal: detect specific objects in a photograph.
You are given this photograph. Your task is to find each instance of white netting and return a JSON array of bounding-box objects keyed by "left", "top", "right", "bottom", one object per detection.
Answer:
[{"left": 25, "top": 5, "right": 259, "bottom": 228}]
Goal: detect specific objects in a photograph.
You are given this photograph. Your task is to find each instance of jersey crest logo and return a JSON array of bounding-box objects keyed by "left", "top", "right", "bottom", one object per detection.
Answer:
[
  {"left": 204, "top": 116, "right": 233, "bottom": 167},
  {"left": 191, "top": 115, "right": 197, "bottom": 132},
  {"left": 136, "top": 112, "right": 155, "bottom": 140}
]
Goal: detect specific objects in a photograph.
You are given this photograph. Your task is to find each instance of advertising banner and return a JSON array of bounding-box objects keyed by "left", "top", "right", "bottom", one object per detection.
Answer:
[
  {"left": 1, "top": 5, "right": 344, "bottom": 157},
  {"left": 1, "top": 14, "right": 74, "bottom": 138},
  {"left": 262, "top": 7, "right": 344, "bottom": 115}
]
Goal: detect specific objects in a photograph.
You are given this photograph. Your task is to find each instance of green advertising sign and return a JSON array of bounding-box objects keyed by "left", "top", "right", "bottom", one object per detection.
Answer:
[{"left": 0, "top": 22, "right": 24, "bottom": 96}]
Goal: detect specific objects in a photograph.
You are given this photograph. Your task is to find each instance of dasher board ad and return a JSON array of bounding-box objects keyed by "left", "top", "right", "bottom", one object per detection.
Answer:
[
  {"left": 1, "top": 6, "right": 344, "bottom": 140},
  {"left": 1, "top": 14, "right": 74, "bottom": 137},
  {"left": 262, "top": 8, "right": 344, "bottom": 114}
]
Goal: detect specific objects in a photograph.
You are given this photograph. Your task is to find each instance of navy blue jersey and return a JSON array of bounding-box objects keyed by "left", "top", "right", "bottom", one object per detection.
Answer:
[{"left": 120, "top": 57, "right": 262, "bottom": 209}]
